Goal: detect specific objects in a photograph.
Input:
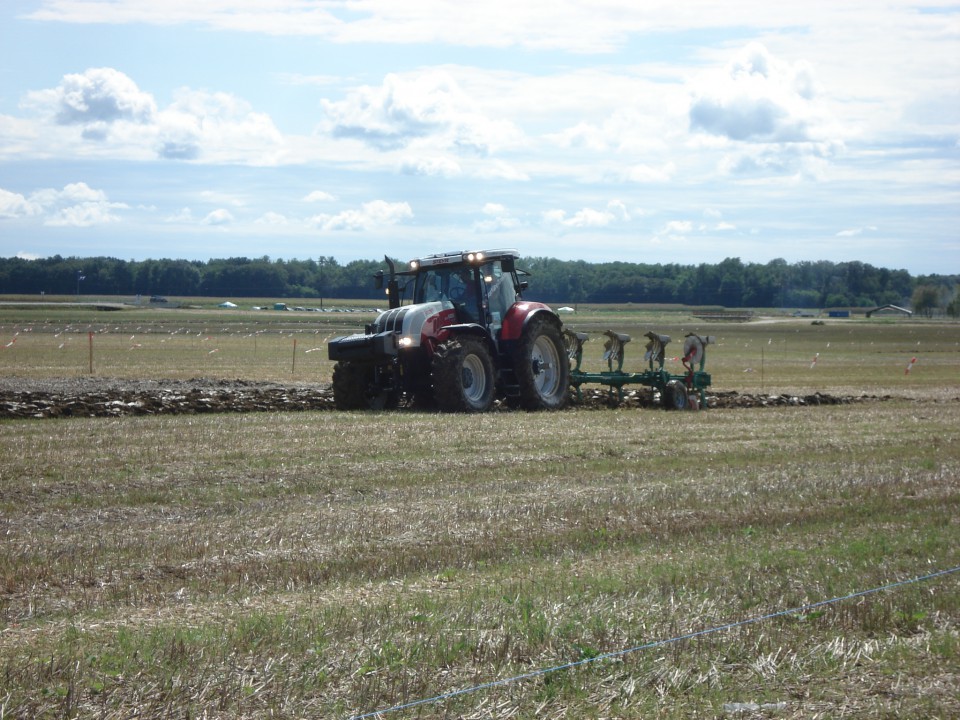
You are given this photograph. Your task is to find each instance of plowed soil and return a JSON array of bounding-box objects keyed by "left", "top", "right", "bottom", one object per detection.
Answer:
[{"left": 0, "top": 376, "right": 891, "bottom": 419}]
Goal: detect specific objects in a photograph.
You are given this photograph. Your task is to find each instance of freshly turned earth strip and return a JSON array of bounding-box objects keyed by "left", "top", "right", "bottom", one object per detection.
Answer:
[{"left": 0, "top": 377, "right": 889, "bottom": 419}]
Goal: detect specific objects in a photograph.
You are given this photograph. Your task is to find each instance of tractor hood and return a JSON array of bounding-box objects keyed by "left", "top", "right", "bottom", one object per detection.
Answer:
[{"left": 371, "top": 301, "right": 453, "bottom": 348}]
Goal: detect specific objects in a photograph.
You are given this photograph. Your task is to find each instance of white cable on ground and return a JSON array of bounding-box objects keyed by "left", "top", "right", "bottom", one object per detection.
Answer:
[{"left": 349, "top": 565, "right": 960, "bottom": 719}]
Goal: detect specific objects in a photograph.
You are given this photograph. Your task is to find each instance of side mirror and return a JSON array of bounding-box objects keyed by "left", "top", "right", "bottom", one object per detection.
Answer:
[{"left": 501, "top": 257, "right": 515, "bottom": 273}]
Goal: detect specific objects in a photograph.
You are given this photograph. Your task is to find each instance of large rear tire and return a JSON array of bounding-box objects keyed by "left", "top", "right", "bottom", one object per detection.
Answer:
[
  {"left": 432, "top": 336, "right": 495, "bottom": 413},
  {"left": 513, "top": 316, "right": 569, "bottom": 410}
]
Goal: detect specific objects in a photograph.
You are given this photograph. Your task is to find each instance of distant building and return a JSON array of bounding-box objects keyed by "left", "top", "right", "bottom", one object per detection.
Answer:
[{"left": 866, "top": 304, "right": 912, "bottom": 318}]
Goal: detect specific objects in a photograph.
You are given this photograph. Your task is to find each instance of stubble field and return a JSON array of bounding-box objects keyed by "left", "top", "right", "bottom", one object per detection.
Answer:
[{"left": 0, "top": 300, "right": 958, "bottom": 718}]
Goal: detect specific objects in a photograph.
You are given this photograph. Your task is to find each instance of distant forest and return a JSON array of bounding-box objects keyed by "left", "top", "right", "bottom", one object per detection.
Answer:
[{"left": 1, "top": 254, "right": 958, "bottom": 315}]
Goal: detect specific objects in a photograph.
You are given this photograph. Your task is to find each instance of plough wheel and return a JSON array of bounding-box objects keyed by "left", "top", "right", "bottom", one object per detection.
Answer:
[{"left": 663, "top": 380, "right": 688, "bottom": 410}]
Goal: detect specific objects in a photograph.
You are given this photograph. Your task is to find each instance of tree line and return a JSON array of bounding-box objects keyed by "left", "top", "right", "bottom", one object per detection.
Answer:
[{"left": 1, "top": 254, "right": 957, "bottom": 314}]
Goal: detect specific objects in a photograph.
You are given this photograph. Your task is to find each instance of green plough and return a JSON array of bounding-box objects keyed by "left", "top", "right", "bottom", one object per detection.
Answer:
[{"left": 564, "top": 329, "right": 714, "bottom": 409}]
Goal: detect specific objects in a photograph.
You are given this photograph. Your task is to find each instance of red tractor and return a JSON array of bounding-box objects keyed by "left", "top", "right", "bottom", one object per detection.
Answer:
[{"left": 327, "top": 249, "right": 569, "bottom": 412}]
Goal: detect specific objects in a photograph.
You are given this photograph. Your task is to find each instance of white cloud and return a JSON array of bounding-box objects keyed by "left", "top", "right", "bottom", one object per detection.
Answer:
[
  {"left": 549, "top": 121, "right": 610, "bottom": 152},
  {"left": 2, "top": 182, "right": 127, "bottom": 227},
  {"left": 607, "top": 199, "right": 630, "bottom": 221},
  {"left": 0, "top": 188, "right": 41, "bottom": 218},
  {"left": 17, "top": 69, "right": 284, "bottom": 165},
  {"left": 202, "top": 208, "right": 234, "bottom": 225},
  {"left": 689, "top": 43, "right": 831, "bottom": 144},
  {"left": 303, "top": 190, "right": 336, "bottom": 202},
  {"left": 165, "top": 207, "right": 194, "bottom": 223},
  {"left": 31, "top": 181, "right": 108, "bottom": 206},
  {"left": 623, "top": 162, "right": 676, "bottom": 183},
  {"left": 199, "top": 190, "right": 245, "bottom": 207},
  {"left": 155, "top": 107, "right": 202, "bottom": 160},
  {"left": 255, "top": 211, "right": 289, "bottom": 225},
  {"left": 543, "top": 204, "right": 620, "bottom": 230},
  {"left": 663, "top": 220, "right": 693, "bottom": 235},
  {"left": 24, "top": 1, "right": 891, "bottom": 55},
  {"left": 717, "top": 139, "right": 841, "bottom": 179},
  {"left": 26, "top": 1, "right": 344, "bottom": 39},
  {"left": 473, "top": 203, "right": 521, "bottom": 233},
  {"left": 472, "top": 160, "right": 529, "bottom": 181},
  {"left": 46, "top": 202, "right": 124, "bottom": 227},
  {"left": 310, "top": 200, "right": 413, "bottom": 231},
  {"left": 24, "top": 67, "right": 156, "bottom": 134},
  {"left": 548, "top": 104, "right": 677, "bottom": 156},
  {"left": 398, "top": 155, "right": 462, "bottom": 177},
  {"left": 320, "top": 71, "right": 522, "bottom": 154},
  {"left": 836, "top": 226, "right": 878, "bottom": 237},
  {"left": 157, "top": 88, "right": 284, "bottom": 163}
]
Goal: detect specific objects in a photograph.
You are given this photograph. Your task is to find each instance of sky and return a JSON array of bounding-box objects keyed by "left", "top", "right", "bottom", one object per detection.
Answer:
[{"left": 0, "top": 1, "right": 958, "bottom": 275}]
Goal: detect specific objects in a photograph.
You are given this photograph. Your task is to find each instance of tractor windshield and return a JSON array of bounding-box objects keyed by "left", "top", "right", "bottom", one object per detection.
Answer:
[{"left": 414, "top": 266, "right": 481, "bottom": 322}]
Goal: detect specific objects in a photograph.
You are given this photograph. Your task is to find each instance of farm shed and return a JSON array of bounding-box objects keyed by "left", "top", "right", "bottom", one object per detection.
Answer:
[{"left": 866, "top": 304, "right": 913, "bottom": 318}]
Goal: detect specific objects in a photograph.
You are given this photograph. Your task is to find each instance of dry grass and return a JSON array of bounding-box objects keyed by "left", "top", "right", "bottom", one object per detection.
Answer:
[
  {"left": 1, "top": 304, "right": 957, "bottom": 394},
  {"left": 0, "top": 304, "right": 958, "bottom": 718}
]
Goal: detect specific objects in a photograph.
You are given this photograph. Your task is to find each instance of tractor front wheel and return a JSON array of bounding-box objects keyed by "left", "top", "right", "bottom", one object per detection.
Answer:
[
  {"left": 432, "top": 336, "right": 495, "bottom": 412},
  {"left": 513, "top": 316, "right": 569, "bottom": 410},
  {"left": 332, "top": 361, "right": 396, "bottom": 410}
]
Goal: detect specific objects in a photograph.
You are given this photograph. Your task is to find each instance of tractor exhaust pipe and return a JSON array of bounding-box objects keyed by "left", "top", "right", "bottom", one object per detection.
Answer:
[{"left": 374, "top": 256, "right": 402, "bottom": 309}]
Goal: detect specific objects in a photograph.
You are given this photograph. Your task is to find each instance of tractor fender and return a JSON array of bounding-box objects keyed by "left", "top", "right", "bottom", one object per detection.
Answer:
[
  {"left": 499, "top": 302, "right": 561, "bottom": 343},
  {"left": 439, "top": 323, "right": 498, "bottom": 356}
]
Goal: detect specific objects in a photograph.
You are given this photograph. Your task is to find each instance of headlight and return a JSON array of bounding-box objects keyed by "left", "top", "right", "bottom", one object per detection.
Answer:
[{"left": 398, "top": 336, "right": 414, "bottom": 348}]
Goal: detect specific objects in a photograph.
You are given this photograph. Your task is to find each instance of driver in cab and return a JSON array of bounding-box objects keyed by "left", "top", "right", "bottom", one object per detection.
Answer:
[{"left": 449, "top": 268, "right": 479, "bottom": 323}]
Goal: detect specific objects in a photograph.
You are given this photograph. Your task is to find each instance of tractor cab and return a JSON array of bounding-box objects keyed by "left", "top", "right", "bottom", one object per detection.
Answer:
[
  {"left": 413, "top": 264, "right": 480, "bottom": 323},
  {"left": 405, "top": 250, "right": 522, "bottom": 335}
]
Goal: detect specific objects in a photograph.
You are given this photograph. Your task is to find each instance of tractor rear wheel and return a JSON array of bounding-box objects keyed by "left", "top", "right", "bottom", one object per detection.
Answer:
[
  {"left": 432, "top": 336, "right": 495, "bottom": 412},
  {"left": 513, "top": 316, "right": 569, "bottom": 410}
]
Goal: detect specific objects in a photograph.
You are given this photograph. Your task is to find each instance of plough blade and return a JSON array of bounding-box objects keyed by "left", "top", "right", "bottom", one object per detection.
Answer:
[
  {"left": 602, "top": 330, "right": 631, "bottom": 372},
  {"left": 563, "top": 329, "right": 588, "bottom": 369},
  {"left": 643, "top": 331, "right": 670, "bottom": 368}
]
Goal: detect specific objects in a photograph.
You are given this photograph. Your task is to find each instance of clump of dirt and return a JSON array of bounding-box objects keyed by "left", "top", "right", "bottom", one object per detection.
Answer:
[
  {"left": 571, "top": 387, "right": 891, "bottom": 410},
  {"left": 0, "top": 376, "right": 894, "bottom": 419},
  {"left": 0, "top": 377, "right": 335, "bottom": 419}
]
